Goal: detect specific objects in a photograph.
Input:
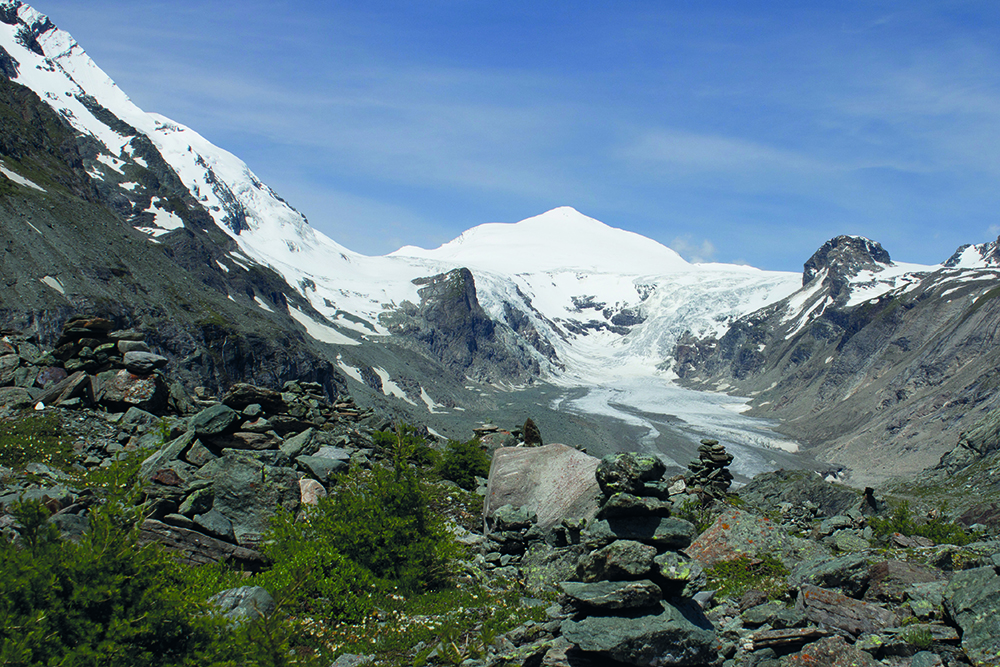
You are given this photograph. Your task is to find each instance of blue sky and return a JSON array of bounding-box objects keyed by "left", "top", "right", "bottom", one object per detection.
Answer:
[{"left": 37, "top": 1, "right": 1000, "bottom": 270}]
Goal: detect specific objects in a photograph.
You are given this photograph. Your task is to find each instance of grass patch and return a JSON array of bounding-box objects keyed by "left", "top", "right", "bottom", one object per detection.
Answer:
[
  {"left": 0, "top": 411, "right": 74, "bottom": 471},
  {"left": 705, "top": 554, "right": 789, "bottom": 601},
  {"left": 319, "top": 584, "right": 546, "bottom": 667}
]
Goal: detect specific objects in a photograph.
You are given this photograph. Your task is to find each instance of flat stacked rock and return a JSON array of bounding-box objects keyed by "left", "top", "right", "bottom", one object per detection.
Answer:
[
  {"left": 0, "top": 318, "right": 170, "bottom": 414},
  {"left": 686, "top": 439, "right": 734, "bottom": 498},
  {"left": 556, "top": 452, "right": 717, "bottom": 667}
]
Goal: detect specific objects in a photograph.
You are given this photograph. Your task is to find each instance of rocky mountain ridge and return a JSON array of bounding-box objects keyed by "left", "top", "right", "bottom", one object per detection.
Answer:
[
  {"left": 674, "top": 235, "right": 1000, "bottom": 486},
  {"left": 3, "top": 1, "right": 1000, "bottom": 486}
]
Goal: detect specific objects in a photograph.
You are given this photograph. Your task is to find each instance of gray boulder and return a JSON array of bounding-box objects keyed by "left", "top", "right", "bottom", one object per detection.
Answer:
[
  {"left": 655, "top": 551, "right": 706, "bottom": 597},
  {"left": 577, "top": 540, "right": 657, "bottom": 582},
  {"left": 196, "top": 452, "right": 300, "bottom": 547},
  {"left": 295, "top": 454, "right": 348, "bottom": 482},
  {"left": 189, "top": 404, "right": 239, "bottom": 437},
  {"left": 944, "top": 566, "right": 1000, "bottom": 666},
  {"left": 789, "top": 553, "right": 872, "bottom": 597},
  {"left": 561, "top": 600, "right": 716, "bottom": 666},
  {"left": 485, "top": 444, "right": 601, "bottom": 532},
  {"left": 208, "top": 586, "right": 275, "bottom": 623},
  {"left": 123, "top": 351, "right": 167, "bottom": 374}
]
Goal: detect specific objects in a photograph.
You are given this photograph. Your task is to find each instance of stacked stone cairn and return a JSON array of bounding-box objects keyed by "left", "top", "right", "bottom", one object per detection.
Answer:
[
  {"left": 554, "top": 452, "right": 718, "bottom": 666},
  {"left": 0, "top": 317, "right": 173, "bottom": 414},
  {"left": 138, "top": 381, "right": 381, "bottom": 560},
  {"left": 483, "top": 505, "right": 545, "bottom": 578},
  {"left": 686, "top": 439, "right": 734, "bottom": 499}
]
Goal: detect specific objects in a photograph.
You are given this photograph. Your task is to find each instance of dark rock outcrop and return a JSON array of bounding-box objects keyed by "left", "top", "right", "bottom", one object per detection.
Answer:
[{"left": 379, "top": 268, "right": 541, "bottom": 384}]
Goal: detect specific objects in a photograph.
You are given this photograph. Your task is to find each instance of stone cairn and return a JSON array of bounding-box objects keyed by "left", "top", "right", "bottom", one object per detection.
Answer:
[
  {"left": 554, "top": 452, "right": 718, "bottom": 667},
  {"left": 686, "top": 439, "right": 734, "bottom": 499},
  {"left": 0, "top": 316, "right": 171, "bottom": 415},
  {"left": 483, "top": 505, "right": 545, "bottom": 578}
]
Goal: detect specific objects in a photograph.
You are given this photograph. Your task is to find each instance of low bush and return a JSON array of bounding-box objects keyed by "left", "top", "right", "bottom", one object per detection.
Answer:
[
  {"left": 436, "top": 438, "right": 491, "bottom": 490},
  {"left": 0, "top": 499, "right": 231, "bottom": 666},
  {"left": 258, "top": 458, "right": 460, "bottom": 624},
  {"left": 870, "top": 500, "right": 972, "bottom": 546}
]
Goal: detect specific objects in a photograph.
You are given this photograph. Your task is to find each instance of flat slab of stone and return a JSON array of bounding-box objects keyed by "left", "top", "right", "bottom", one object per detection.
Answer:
[
  {"left": 485, "top": 444, "right": 601, "bottom": 531},
  {"left": 560, "top": 579, "right": 663, "bottom": 612},
  {"left": 751, "top": 627, "right": 831, "bottom": 650},
  {"left": 587, "top": 516, "right": 696, "bottom": 549},
  {"left": 561, "top": 600, "right": 716, "bottom": 667},
  {"left": 138, "top": 519, "right": 265, "bottom": 569},
  {"left": 796, "top": 585, "right": 898, "bottom": 637},
  {"left": 782, "top": 635, "right": 880, "bottom": 667}
]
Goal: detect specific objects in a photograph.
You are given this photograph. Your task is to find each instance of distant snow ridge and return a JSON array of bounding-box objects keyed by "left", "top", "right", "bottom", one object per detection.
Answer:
[
  {"left": 0, "top": 2, "right": 811, "bottom": 386},
  {"left": 393, "top": 207, "right": 690, "bottom": 275},
  {"left": 945, "top": 237, "right": 1000, "bottom": 269},
  {"left": 0, "top": 0, "right": 319, "bottom": 251}
]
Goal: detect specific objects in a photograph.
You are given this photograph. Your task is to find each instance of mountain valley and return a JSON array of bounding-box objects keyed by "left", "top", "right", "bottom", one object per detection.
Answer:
[{"left": 1, "top": 0, "right": 1000, "bottom": 489}]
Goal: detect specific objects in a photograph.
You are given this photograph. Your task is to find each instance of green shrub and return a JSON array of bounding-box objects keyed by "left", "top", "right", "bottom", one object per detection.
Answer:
[
  {"left": 0, "top": 499, "right": 229, "bottom": 666},
  {"left": 705, "top": 554, "right": 789, "bottom": 600},
  {"left": 259, "top": 459, "right": 460, "bottom": 624},
  {"left": 870, "top": 501, "right": 972, "bottom": 546},
  {"left": 373, "top": 425, "right": 439, "bottom": 468},
  {"left": 902, "top": 626, "right": 934, "bottom": 649},
  {"left": 436, "top": 438, "right": 491, "bottom": 490}
]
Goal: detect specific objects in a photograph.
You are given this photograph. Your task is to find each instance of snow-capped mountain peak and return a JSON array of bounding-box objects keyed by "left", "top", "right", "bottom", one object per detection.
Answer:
[
  {"left": 944, "top": 237, "right": 1000, "bottom": 269},
  {"left": 392, "top": 206, "right": 689, "bottom": 275}
]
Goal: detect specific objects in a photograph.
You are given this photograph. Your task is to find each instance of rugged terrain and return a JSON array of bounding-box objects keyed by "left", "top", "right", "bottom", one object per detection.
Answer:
[
  {"left": 3, "top": 0, "right": 1000, "bottom": 486},
  {"left": 674, "top": 236, "right": 1000, "bottom": 486}
]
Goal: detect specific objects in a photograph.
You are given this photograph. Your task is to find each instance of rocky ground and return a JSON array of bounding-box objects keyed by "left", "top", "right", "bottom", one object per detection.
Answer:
[{"left": 3, "top": 319, "right": 1000, "bottom": 667}]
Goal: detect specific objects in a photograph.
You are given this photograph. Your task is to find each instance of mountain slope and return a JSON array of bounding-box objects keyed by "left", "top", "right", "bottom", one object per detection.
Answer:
[{"left": 675, "top": 235, "right": 1000, "bottom": 485}]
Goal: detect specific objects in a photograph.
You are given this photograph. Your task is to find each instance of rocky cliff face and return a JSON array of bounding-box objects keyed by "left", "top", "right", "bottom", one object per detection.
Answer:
[
  {"left": 379, "top": 268, "right": 542, "bottom": 384},
  {"left": 675, "top": 236, "right": 1000, "bottom": 486}
]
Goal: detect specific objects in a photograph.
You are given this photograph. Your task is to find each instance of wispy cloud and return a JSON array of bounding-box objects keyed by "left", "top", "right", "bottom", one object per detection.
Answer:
[
  {"left": 670, "top": 235, "right": 717, "bottom": 263},
  {"left": 622, "top": 129, "right": 825, "bottom": 175}
]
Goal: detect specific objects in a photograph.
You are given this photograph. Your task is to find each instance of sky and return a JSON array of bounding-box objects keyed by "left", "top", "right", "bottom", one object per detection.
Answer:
[{"left": 33, "top": 0, "right": 1000, "bottom": 271}]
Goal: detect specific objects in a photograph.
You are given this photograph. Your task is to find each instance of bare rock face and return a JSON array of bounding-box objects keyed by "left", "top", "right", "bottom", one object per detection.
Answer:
[
  {"left": 801, "top": 235, "right": 891, "bottom": 288},
  {"left": 379, "top": 268, "right": 541, "bottom": 385},
  {"left": 485, "top": 444, "right": 601, "bottom": 532}
]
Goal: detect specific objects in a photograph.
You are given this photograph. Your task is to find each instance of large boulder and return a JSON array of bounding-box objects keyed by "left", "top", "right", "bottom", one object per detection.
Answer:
[
  {"left": 196, "top": 453, "right": 300, "bottom": 547},
  {"left": 686, "top": 508, "right": 823, "bottom": 568},
  {"left": 485, "top": 444, "right": 601, "bottom": 532},
  {"left": 944, "top": 566, "right": 1000, "bottom": 666},
  {"left": 561, "top": 600, "right": 716, "bottom": 666},
  {"left": 97, "top": 369, "right": 167, "bottom": 412}
]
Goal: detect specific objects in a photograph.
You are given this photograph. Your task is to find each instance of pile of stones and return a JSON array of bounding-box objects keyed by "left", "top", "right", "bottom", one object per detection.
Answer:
[
  {"left": 484, "top": 452, "right": 718, "bottom": 667},
  {"left": 0, "top": 317, "right": 172, "bottom": 414},
  {"left": 135, "top": 381, "right": 383, "bottom": 560},
  {"left": 686, "top": 439, "right": 734, "bottom": 498},
  {"left": 483, "top": 504, "right": 545, "bottom": 578}
]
